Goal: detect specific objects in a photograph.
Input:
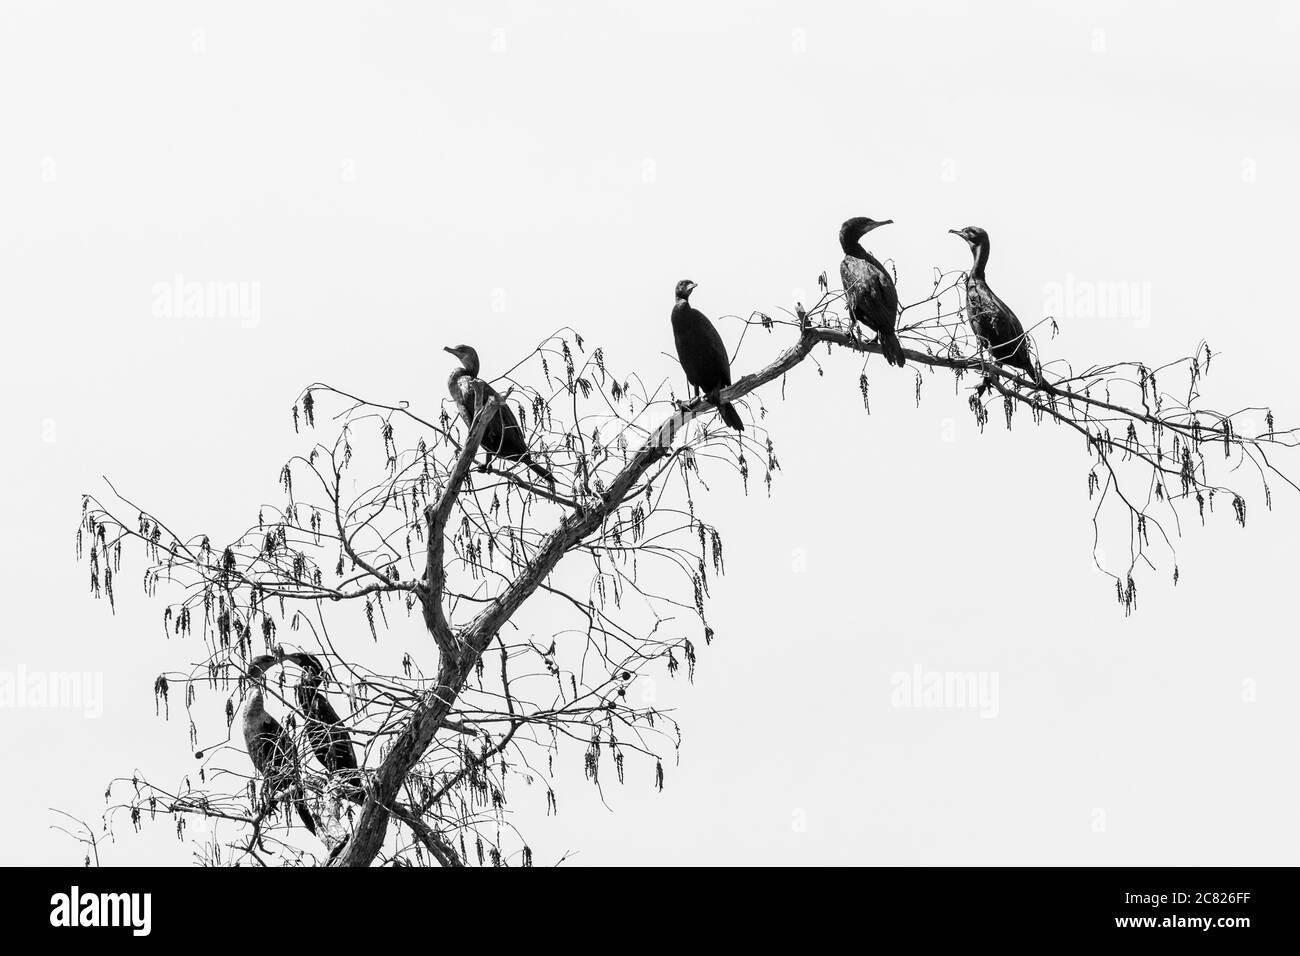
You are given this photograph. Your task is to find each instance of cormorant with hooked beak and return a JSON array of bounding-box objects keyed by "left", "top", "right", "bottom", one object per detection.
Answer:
[
  {"left": 241, "top": 654, "right": 317, "bottom": 834},
  {"left": 670, "top": 280, "right": 744, "bottom": 432},
  {"left": 840, "top": 217, "right": 906, "bottom": 367},
  {"left": 282, "top": 652, "right": 362, "bottom": 798},
  {"left": 949, "top": 226, "right": 1052, "bottom": 392},
  {"left": 444, "top": 345, "right": 556, "bottom": 484}
]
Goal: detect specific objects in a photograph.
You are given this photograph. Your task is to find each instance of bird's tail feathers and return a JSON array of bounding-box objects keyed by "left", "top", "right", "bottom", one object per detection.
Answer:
[
  {"left": 880, "top": 329, "right": 906, "bottom": 367},
  {"left": 293, "top": 789, "right": 318, "bottom": 835},
  {"left": 717, "top": 401, "right": 744, "bottom": 432},
  {"left": 526, "top": 458, "right": 557, "bottom": 485},
  {"left": 1022, "top": 360, "right": 1056, "bottom": 396}
]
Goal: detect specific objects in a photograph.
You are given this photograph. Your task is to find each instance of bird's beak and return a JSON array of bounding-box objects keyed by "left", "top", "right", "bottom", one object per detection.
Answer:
[
  {"left": 877, "top": 219, "right": 894, "bottom": 228},
  {"left": 688, "top": 282, "right": 698, "bottom": 293},
  {"left": 443, "top": 346, "right": 456, "bottom": 355}
]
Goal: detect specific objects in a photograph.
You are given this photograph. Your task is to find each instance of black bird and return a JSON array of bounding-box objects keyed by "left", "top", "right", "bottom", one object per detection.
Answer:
[
  {"left": 949, "top": 226, "right": 1052, "bottom": 392},
  {"left": 670, "top": 280, "right": 744, "bottom": 432},
  {"left": 840, "top": 217, "right": 906, "bottom": 367},
  {"left": 444, "top": 344, "right": 556, "bottom": 484},
  {"left": 282, "top": 652, "right": 362, "bottom": 798},
  {"left": 241, "top": 655, "right": 316, "bottom": 834}
]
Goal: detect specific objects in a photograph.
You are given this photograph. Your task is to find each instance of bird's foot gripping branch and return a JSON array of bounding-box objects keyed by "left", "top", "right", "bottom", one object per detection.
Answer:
[{"left": 75, "top": 253, "right": 1296, "bottom": 866}]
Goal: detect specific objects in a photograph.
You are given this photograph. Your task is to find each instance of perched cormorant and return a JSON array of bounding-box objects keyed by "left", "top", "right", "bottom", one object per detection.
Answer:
[
  {"left": 670, "top": 280, "right": 744, "bottom": 432},
  {"left": 444, "top": 345, "right": 556, "bottom": 484},
  {"left": 282, "top": 652, "right": 362, "bottom": 797},
  {"left": 241, "top": 655, "right": 316, "bottom": 834},
  {"left": 949, "top": 226, "right": 1052, "bottom": 392},
  {"left": 839, "top": 217, "right": 906, "bottom": 367}
]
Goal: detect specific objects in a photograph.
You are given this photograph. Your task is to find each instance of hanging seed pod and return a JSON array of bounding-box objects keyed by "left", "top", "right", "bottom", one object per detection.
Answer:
[
  {"left": 968, "top": 393, "right": 989, "bottom": 433},
  {"left": 583, "top": 730, "right": 600, "bottom": 784}
]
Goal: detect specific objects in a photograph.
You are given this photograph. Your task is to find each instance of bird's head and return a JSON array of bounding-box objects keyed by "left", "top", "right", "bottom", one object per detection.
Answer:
[
  {"left": 282, "top": 651, "right": 326, "bottom": 688},
  {"left": 840, "top": 216, "right": 893, "bottom": 253},
  {"left": 246, "top": 654, "right": 280, "bottom": 682},
  {"left": 948, "top": 225, "right": 989, "bottom": 249},
  {"left": 283, "top": 651, "right": 325, "bottom": 675},
  {"left": 443, "top": 344, "right": 480, "bottom": 376},
  {"left": 674, "top": 279, "right": 698, "bottom": 301}
]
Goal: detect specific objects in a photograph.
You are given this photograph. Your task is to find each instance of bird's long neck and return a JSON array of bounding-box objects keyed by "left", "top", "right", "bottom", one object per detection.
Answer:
[
  {"left": 448, "top": 367, "right": 478, "bottom": 399},
  {"left": 245, "top": 687, "right": 265, "bottom": 721},
  {"left": 969, "top": 239, "right": 990, "bottom": 279},
  {"left": 295, "top": 692, "right": 316, "bottom": 720},
  {"left": 841, "top": 236, "right": 867, "bottom": 259},
  {"left": 845, "top": 243, "right": 885, "bottom": 274}
]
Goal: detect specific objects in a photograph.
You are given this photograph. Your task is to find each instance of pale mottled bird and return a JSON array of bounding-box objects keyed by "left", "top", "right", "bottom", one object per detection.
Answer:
[
  {"left": 444, "top": 344, "right": 556, "bottom": 483},
  {"left": 242, "top": 654, "right": 316, "bottom": 834}
]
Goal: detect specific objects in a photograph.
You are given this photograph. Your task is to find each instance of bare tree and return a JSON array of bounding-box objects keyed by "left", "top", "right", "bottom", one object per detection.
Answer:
[{"left": 75, "top": 266, "right": 1297, "bottom": 866}]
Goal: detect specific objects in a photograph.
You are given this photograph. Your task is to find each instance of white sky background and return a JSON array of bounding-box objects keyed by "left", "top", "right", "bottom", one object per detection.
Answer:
[{"left": 2, "top": 0, "right": 1299, "bottom": 865}]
